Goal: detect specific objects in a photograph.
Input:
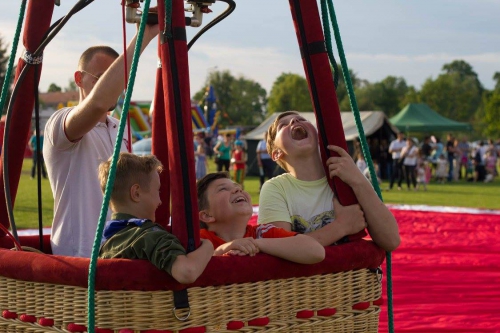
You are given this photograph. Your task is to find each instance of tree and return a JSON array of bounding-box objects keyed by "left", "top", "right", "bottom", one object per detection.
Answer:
[
  {"left": 192, "top": 69, "right": 267, "bottom": 126},
  {"left": 47, "top": 83, "right": 62, "bottom": 92},
  {"left": 481, "top": 91, "right": 500, "bottom": 138},
  {"left": 419, "top": 72, "right": 482, "bottom": 123},
  {"left": 337, "top": 76, "right": 411, "bottom": 116},
  {"left": 375, "top": 76, "right": 410, "bottom": 116},
  {"left": 339, "top": 82, "right": 377, "bottom": 112},
  {"left": 334, "top": 67, "right": 363, "bottom": 109},
  {"left": 399, "top": 86, "right": 421, "bottom": 108},
  {"left": 229, "top": 77, "right": 267, "bottom": 125},
  {"left": 267, "top": 73, "right": 312, "bottom": 114},
  {"left": 442, "top": 59, "right": 483, "bottom": 93},
  {"left": 493, "top": 72, "right": 500, "bottom": 91}
]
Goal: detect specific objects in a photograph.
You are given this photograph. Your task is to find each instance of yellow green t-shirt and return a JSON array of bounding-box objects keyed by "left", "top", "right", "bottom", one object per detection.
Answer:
[{"left": 257, "top": 173, "right": 335, "bottom": 234}]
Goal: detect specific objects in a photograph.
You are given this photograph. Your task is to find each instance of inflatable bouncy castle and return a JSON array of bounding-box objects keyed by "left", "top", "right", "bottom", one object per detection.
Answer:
[{"left": 0, "top": 0, "right": 388, "bottom": 332}]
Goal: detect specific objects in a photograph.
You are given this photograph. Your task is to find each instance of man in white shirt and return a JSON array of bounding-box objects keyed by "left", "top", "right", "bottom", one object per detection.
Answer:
[
  {"left": 44, "top": 24, "right": 158, "bottom": 257},
  {"left": 388, "top": 132, "right": 406, "bottom": 190}
]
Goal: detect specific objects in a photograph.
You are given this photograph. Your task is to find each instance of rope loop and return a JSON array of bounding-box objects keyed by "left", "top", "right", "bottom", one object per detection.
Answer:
[{"left": 22, "top": 49, "right": 43, "bottom": 65}]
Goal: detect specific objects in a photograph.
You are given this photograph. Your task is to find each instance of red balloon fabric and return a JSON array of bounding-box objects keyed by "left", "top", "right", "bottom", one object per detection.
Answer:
[
  {"left": 249, "top": 207, "right": 500, "bottom": 332},
  {"left": 379, "top": 209, "right": 500, "bottom": 333}
]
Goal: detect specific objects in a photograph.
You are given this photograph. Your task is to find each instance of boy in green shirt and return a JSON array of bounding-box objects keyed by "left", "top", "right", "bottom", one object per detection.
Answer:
[{"left": 98, "top": 153, "right": 214, "bottom": 284}]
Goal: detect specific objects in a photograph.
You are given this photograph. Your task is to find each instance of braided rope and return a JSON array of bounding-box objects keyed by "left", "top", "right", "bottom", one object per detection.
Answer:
[
  {"left": 163, "top": 0, "right": 173, "bottom": 38},
  {"left": 0, "top": 0, "right": 26, "bottom": 121},
  {"left": 87, "top": 0, "right": 151, "bottom": 331},
  {"left": 319, "top": 0, "right": 339, "bottom": 89},
  {"left": 321, "top": 1, "right": 395, "bottom": 332}
]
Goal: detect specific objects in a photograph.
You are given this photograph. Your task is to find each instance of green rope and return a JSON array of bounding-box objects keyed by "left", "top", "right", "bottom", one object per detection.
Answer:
[
  {"left": 320, "top": 1, "right": 395, "bottom": 332},
  {"left": 163, "top": 0, "right": 173, "bottom": 38},
  {"left": 0, "top": 0, "right": 27, "bottom": 114},
  {"left": 86, "top": 0, "right": 151, "bottom": 331},
  {"left": 319, "top": 0, "right": 338, "bottom": 88}
]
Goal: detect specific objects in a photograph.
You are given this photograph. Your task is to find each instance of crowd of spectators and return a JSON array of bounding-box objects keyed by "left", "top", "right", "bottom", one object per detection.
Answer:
[
  {"left": 352, "top": 134, "right": 500, "bottom": 191},
  {"left": 193, "top": 132, "right": 249, "bottom": 188}
]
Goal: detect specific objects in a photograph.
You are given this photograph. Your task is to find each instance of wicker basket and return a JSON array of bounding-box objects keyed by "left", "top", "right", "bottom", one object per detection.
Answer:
[{"left": 0, "top": 268, "right": 381, "bottom": 333}]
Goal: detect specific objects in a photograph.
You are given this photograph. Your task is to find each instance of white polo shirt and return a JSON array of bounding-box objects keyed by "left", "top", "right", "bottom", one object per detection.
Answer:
[
  {"left": 389, "top": 139, "right": 406, "bottom": 159},
  {"left": 44, "top": 107, "right": 128, "bottom": 257}
]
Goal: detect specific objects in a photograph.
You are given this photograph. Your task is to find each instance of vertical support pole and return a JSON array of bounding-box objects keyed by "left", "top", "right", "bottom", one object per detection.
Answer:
[
  {"left": 0, "top": 0, "right": 55, "bottom": 233},
  {"left": 157, "top": 0, "right": 200, "bottom": 250},
  {"left": 288, "top": 0, "right": 357, "bottom": 206},
  {"left": 151, "top": 39, "right": 171, "bottom": 228}
]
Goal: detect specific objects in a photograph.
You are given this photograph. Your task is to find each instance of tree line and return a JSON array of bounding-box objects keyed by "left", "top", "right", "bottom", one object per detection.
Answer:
[
  {"left": 192, "top": 60, "right": 500, "bottom": 139},
  {"left": 1, "top": 34, "right": 499, "bottom": 138}
]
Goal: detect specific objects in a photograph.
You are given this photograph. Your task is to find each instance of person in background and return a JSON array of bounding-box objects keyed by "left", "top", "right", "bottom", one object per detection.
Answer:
[
  {"left": 457, "top": 136, "right": 470, "bottom": 180},
  {"left": 195, "top": 136, "right": 208, "bottom": 181},
  {"left": 213, "top": 133, "right": 232, "bottom": 172},
  {"left": 388, "top": 132, "right": 406, "bottom": 190},
  {"left": 435, "top": 154, "right": 448, "bottom": 184},
  {"left": 452, "top": 138, "right": 462, "bottom": 181},
  {"left": 29, "top": 130, "right": 47, "bottom": 179},
  {"left": 416, "top": 160, "right": 428, "bottom": 191},
  {"left": 421, "top": 136, "right": 433, "bottom": 161},
  {"left": 256, "top": 132, "right": 275, "bottom": 190},
  {"left": 362, "top": 161, "right": 382, "bottom": 186},
  {"left": 430, "top": 136, "right": 443, "bottom": 178},
  {"left": 378, "top": 139, "right": 391, "bottom": 181},
  {"left": 356, "top": 152, "right": 367, "bottom": 173},
  {"left": 446, "top": 133, "right": 456, "bottom": 182},
  {"left": 484, "top": 150, "right": 497, "bottom": 183},
  {"left": 43, "top": 24, "right": 158, "bottom": 257},
  {"left": 400, "top": 138, "right": 419, "bottom": 191},
  {"left": 231, "top": 140, "right": 247, "bottom": 188}
]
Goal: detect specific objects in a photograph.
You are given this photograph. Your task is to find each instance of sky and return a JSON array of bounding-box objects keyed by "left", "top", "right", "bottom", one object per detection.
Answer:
[{"left": 1, "top": 0, "right": 500, "bottom": 101}]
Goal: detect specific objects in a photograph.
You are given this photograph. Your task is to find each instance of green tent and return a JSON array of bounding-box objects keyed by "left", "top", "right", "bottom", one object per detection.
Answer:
[{"left": 390, "top": 103, "right": 472, "bottom": 132}]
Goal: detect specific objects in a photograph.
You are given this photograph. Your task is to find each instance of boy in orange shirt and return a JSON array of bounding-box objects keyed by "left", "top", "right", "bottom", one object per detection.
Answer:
[{"left": 197, "top": 172, "right": 325, "bottom": 264}]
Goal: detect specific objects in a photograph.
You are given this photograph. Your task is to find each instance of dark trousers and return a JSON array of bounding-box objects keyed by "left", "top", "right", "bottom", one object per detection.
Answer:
[
  {"left": 403, "top": 165, "right": 417, "bottom": 189},
  {"left": 259, "top": 158, "right": 275, "bottom": 189},
  {"left": 216, "top": 158, "right": 230, "bottom": 172},
  {"left": 31, "top": 153, "right": 47, "bottom": 178},
  {"left": 389, "top": 159, "right": 403, "bottom": 189},
  {"left": 447, "top": 156, "right": 454, "bottom": 181}
]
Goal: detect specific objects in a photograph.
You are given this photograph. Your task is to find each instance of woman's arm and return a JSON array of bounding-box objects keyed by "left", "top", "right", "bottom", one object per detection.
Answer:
[{"left": 213, "top": 141, "right": 221, "bottom": 155}]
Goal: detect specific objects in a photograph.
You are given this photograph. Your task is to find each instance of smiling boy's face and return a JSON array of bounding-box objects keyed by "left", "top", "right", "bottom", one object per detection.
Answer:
[{"left": 204, "top": 178, "right": 252, "bottom": 223}]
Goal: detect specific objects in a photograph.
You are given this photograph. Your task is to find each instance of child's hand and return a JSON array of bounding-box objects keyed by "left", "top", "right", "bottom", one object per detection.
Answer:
[
  {"left": 224, "top": 249, "right": 248, "bottom": 256},
  {"left": 214, "top": 238, "right": 260, "bottom": 256},
  {"left": 326, "top": 145, "right": 365, "bottom": 187},
  {"left": 332, "top": 198, "right": 367, "bottom": 237}
]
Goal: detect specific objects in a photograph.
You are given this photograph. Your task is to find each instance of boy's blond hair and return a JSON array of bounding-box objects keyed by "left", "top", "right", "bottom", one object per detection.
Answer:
[
  {"left": 98, "top": 153, "right": 163, "bottom": 207},
  {"left": 266, "top": 111, "right": 300, "bottom": 171}
]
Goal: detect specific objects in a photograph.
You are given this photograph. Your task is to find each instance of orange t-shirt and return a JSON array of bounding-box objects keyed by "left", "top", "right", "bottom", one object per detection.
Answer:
[{"left": 200, "top": 224, "right": 298, "bottom": 248}]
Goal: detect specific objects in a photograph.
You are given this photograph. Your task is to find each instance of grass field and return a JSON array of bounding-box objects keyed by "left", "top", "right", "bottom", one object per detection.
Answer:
[{"left": 11, "top": 158, "right": 500, "bottom": 229}]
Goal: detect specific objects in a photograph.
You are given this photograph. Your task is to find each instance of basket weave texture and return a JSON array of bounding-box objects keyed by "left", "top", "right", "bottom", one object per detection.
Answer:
[{"left": 0, "top": 268, "right": 380, "bottom": 332}]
